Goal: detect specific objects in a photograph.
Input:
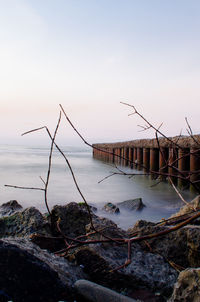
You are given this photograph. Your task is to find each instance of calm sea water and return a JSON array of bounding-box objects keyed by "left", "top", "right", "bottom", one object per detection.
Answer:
[{"left": 0, "top": 144, "right": 196, "bottom": 230}]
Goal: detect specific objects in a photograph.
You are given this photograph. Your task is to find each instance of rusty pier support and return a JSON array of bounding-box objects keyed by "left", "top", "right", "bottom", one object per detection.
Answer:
[
  {"left": 129, "top": 147, "right": 134, "bottom": 168},
  {"left": 168, "top": 148, "right": 178, "bottom": 184},
  {"left": 93, "top": 134, "right": 200, "bottom": 192},
  {"left": 150, "top": 148, "right": 159, "bottom": 177},
  {"left": 178, "top": 148, "right": 190, "bottom": 189},
  {"left": 143, "top": 148, "right": 150, "bottom": 172},
  {"left": 190, "top": 148, "right": 200, "bottom": 192},
  {"left": 133, "top": 148, "right": 137, "bottom": 169},
  {"left": 159, "top": 148, "right": 168, "bottom": 179},
  {"left": 137, "top": 148, "right": 143, "bottom": 170}
]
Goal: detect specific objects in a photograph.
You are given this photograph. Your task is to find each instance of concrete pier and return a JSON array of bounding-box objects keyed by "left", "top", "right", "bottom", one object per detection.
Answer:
[{"left": 93, "top": 135, "right": 200, "bottom": 191}]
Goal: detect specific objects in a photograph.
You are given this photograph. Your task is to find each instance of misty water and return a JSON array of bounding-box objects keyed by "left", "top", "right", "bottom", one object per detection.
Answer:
[{"left": 0, "top": 145, "right": 196, "bottom": 230}]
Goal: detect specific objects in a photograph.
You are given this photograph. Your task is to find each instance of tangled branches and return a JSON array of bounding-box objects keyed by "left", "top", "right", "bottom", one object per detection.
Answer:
[{"left": 4, "top": 103, "right": 200, "bottom": 271}]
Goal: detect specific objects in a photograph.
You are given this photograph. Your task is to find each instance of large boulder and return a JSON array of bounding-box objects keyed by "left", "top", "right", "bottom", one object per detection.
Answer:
[
  {"left": 117, "top": 198, "right": 145, "bottom": 211},
  {"left": 86, "top": 215, "right": 127, "bottom": 239},
  {"left": 168, "top": 268, "right": 200, "bottom": 302},
  {"left": 0, "top": 200, "right": 22, "bottom": 217},
  {"left": 74, "top": 243, "right": 177, "bottom": 299},
  {"left": 0, "top": 238, "right": 86, "bottom": 302},
  {"left": 0, "top": 207, "right": 51, "bottom": 237},
  {"left": 74, "top": 217, "right": 178, "bottom": 299},
  {"left": 128, "top": 220, "right": 200, "bottom": 269},
  {"left": 128, "top": 220, "right": 189, "bottom": 268},
  {"left": 50, "top": 202, "right": 95, "bottom": 238}
]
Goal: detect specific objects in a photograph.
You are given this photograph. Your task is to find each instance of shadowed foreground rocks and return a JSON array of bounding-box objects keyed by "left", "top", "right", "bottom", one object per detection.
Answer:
[
  {"left": 0, "top": 199, "right": 200, "bottom": 301},
  {"left": 0, "top": 239, "right": 77, "bottom": 302}
]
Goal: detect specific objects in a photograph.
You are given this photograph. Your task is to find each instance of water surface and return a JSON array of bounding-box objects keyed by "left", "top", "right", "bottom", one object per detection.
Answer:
[{"left": 0, "top": 145, "right": 196, "bottom": 229}]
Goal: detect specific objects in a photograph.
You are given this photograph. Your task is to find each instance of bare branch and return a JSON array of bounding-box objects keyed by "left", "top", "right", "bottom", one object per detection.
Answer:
[
  {"left": 5, "top": 184, "right": 44, "bottom": 191},
  {"left": 121, "top": 102, "right": 183, "bottom": 149},
  {"left": 21, "top": 126, "right": 46, "bottom": 136},
  {"left": 168, "top": 177, "right": 195, "bottom": 210}
]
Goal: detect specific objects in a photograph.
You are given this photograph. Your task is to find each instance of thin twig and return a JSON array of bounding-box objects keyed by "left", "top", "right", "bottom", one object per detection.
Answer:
[
  {"left": 44, "top": 111, "right": 62, "bottom": 214},
  {"left": 5, "top": 184, "right": 44, "bottom": 191},
  {"left": 168, "top": 177, "right": 196, "bottom": 210},
  {"left": 121, "top": 102, "right": 184, "bottom": 150}
]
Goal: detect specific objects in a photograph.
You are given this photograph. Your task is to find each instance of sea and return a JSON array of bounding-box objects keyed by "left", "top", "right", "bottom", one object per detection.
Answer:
[{"left": 0, "top": 144, "right": 196, "bottom": 230}]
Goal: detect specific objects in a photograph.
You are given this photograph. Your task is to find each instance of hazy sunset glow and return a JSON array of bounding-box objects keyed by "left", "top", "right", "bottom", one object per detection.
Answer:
[{"left": 0, "top": 0, "right": 199, "bottom": 146}]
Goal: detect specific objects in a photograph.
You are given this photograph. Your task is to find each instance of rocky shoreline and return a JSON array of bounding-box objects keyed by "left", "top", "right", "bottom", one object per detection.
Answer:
[{"left": 0, "top": 197, "right": 200, "bottom": 302}]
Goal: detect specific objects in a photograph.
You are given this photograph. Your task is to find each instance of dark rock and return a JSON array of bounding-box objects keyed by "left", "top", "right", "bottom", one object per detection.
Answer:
[
  {"left": 186, "top": 226, "right": 200, "bottom": 267},
  {"left": 128, "top": 219, "right": 189, "bottom": 268},
  {"left": 50, "top": 202, "right": 95, "bottom": 238},
  {"left": 102, "top": 202, "right": 120, "bottom": 214},
  {"left": 127, "top": 219, "right": 156, "bottom": 236},
  {"left": 78, "top": 218, "right": 177, "bottom": 297},
  {"left": 0, "top": 238, "right": 87, "bottom": 302},
  {"left": 74, "top": 279, "right": 137, "bottom": 302},
  {"left": 30, "top": 233, "right": 66, "bottom": 252},
  {"left": 130, "top": 288, "right": 164, "bottom": 302},
  {"left": 3, "top": 237, "right": 87, "bottom": 288},
  {"left": 90, "top": 205, "right": 98, "bottom": 212},
  {"left": 117, "top": 198, "right": 145, "bottom": 211},
  {"left": 78, "top": 202, "right": 98, "bottom": 212},
  {"left": 74, "top": 241, "right": 177, "bottom": 297},
  {"left": 0, "top": 200, "right": 22, "bottom": 217},
  {"left": 0, "top": 207, "right": 51, "bottom": 238},
  {"left": 128, "top": 220, "right": 200, "bottom": 269},
  {"left": 168, "top": 268, "right": 200, "bottom": 302},
  {"left": 86, "top": 216, "right": 127, "bottom": 239}
]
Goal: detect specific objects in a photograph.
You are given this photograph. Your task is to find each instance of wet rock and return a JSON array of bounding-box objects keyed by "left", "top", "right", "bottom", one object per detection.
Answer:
[
  {"left": 30, "top": 233, "right": 66, "bottom": 252},
  {"left": 128, "top": 220, "right": 200, "bottom": 269},
  {"left": 3, "top": 237, "right": 87, "bottom": 288},
  {"left": 0, "top": 200, "right": 22, "bottom": 217},
  {"left": 78, "top": 202, "right": 97, "bottom": 212},
  {"left": 86, "top": 216, "right": 127, "bottom": 239},
  {"left": 74, "top": 279, "right": 137, "bottom": 302},
  {"left": 168, "top": 268, "right": 200, "bottom": 302},
  {"left": 74, "top": 242, "right": 178, "bottom": 297},
  {"left": 50, "top": 202, "right": 95, "bottom": 237},
  {"left": 117, "top": 198, "right": 145, "bottom": 211},
  {"left": 76, "top": 218, "right": 177, "bottom": 298},
  {"left": 102, "top": 202, "right": 120, "bottom": 214},
  {"left": 127, "top": 219, "right": 156, "bottom": 236},
  {"left": 128, "top": 219, "right": 189, "bottom": 268},
  {"left": 171, "top": 195, "right": 200, "bottom": 219},
  {"left": 0, "top": 238, "right": 87, "bottom": 302},
  {"left": 0, "top": 207, "right": 51, "bottom": 237}
]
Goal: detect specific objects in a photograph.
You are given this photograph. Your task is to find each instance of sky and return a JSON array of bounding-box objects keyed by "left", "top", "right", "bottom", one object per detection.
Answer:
[{"left": 0, "top": 0, "right": 200, "bottom": 147}]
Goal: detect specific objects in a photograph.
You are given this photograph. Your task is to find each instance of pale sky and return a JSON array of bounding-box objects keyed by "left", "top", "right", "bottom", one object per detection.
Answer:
[{"left": 0, "top": 0, "right": 199, "bottom": 146}]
